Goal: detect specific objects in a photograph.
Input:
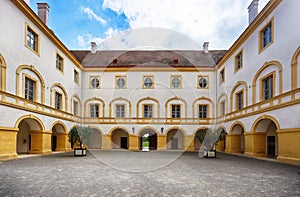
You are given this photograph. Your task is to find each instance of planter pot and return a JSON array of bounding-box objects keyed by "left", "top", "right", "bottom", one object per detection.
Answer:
[
  {"left": 203, "top": 150, "right": 216, "bottom": 158},
  {"left": 74, "top": 148, "right": 87, "bottom": 156}
]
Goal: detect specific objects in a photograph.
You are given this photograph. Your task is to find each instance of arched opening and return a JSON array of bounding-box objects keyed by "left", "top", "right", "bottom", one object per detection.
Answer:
[
  {"left": 16, "top": 118, "right": 43, "bottom": 154},
  {"left": 86, "top": 128, "right": 102, "bottom": 149},
  {"left": 216, "top": 128, "right": 227, "bottom": 151},
  {"left": 139, "top": 129, "right": 157, "bottom": 151},
  {"left": 51, "top": 123, "right": 66, "bottom": 151},
  {"left": 231, "top": 124, "right": 245, "bottom": 153},
  {"left": 194, "top": 129, "right": 206, "bottom": 151},
  {"left": 111, "top": 129, "right": 129, "bottom": 149},
  {"left": 166, "top": 129, "right": 184, "bottom": 150},
  {"left": 253, "top": 117, "right": 279, "bottom": 158}
]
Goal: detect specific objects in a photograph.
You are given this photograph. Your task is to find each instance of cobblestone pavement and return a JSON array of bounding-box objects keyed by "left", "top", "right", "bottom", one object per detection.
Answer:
[{"left": 0, "top": 151, "right": 300, "bottom": 196}]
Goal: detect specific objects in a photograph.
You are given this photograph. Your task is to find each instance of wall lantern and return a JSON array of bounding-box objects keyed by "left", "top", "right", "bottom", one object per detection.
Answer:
[{"left": 161, "top": 127, "right": 164, "bottom": 134}]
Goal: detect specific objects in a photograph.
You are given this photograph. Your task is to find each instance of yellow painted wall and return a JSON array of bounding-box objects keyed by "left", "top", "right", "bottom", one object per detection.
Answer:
[
  {"left": 128, "top": 135, "right": 139, "bottom": 151},
  {"left": 252, "top": 133, "right": 266, "bottom": 157},
  {"left": 0, "top": 128, "right": 18, "bottom": 160},
  {"left": 225, "top": 134, "right": 241, "bottom": 153},
  {"left": 101, "top": 134, "right": 112, "bottom": 150},
  {"left": 56, "top": 133, "right": 71, "bottom": 151},
  {"left": 244, "top": 133, "right": 254, "bottom": 156},
  {"left": 184, "top": 135, "right": 194, "bottom": 152},
  {"left": 277, "top": 129, "right": 300, "bottom": 165},
  {"left": 157, "top": 135, "right": 166, "bottom": 150}
]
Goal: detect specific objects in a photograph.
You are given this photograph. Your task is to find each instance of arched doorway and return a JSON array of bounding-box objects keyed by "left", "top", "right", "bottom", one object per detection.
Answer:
[
  {"left": 16, "top": 117, "right": 44, "bottom": 154},
  {"left": 166, "top": 128, "right": 184, "bottom": 150},
  {"left": 111, "top": 128, "right": 129, "bottom": 149},
  {"left": 194, "top": 129, "right": 206, "bottom": 151},
  {"left": 51, "top": 123, "right": 66, "bottom": 151},
  {"left": 139, "top": 129, "right": 157, "bottom": 150},
  {"left": 86, "top": 128, "right": 102, "bottom": 149},
  {"left": 232, "top": 124, "right": 245, "bottom": 153}
]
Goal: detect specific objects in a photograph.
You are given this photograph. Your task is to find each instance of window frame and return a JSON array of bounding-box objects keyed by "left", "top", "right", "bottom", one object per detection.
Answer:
[
  {"left": 234, "top": 50, "right": 243, "bottom": 73},
  {"left": 220, "top": 100, "right": 226, "bottom": 116},
  {"left": 198, "top": 104, "right": 208, "bottom": 119},
  {"left": 235, "top": 90, "right": 244, "bottom": 110},
  {"left": 260, "top": 72, "right": 275, "bottom": 101},
  {"left": 73, "top": 100, "right": 79, "bottom": 116},
  {"left": 23, "top": 74, "right": 37, "bottom": 102},
  {"left": 89, "top": 76, "right": 100, "bottom": 89},
  {"left": 115, "top": 75, "right": 127, "bottom": 89},
  {"left": 171, "top": 104, "right": 181, "bottom": 119},
  {"left": 170, "top": 75, "right": 182, "bottom": 89},
  {"left": 90, "top": 104, "right": 100, "bottom": 118},
  {"left": 54, "top": 91, "right": 63, "bottom": 110},
  {"left": 25, "top": 23, "right": 40, "bottom": 56},
  {"left": 143, "top": 75, "right": 154, "bottom": 89},
  {"left": 115, "top": 104, "right": 125, "bottom": 118},
  {"left": 56, "top": 52, "right": 64, "bottom": 73},
  {"left": 143, "top": 104, "right": 153, "bottom": 119},
  {"left": 259, "top": 17, "right": 274, "bottom": 53},
  {"left": 198, "top": 75, "right": 209, "bottom": 89}
]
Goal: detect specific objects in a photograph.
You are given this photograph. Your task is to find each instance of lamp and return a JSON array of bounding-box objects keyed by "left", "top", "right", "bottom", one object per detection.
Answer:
[
  {"left": 132, "top": 127, "right": 135, "bottom": 134},
  {"left": 161, "top": 127, "right": 164, "bottom": 134}
]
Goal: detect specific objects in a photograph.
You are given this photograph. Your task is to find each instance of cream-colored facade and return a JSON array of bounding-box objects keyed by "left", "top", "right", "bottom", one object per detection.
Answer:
[{"left": 0, "top": 0, "right": 299, "bottom": 164}]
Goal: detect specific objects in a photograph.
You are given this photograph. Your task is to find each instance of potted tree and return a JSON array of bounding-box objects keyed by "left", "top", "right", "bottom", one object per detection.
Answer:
[
  {"left": 195, "top": 128, "right": 224, "bottom": 158},
  {"left": 68, "top": 126, "right": 90, "bottom": 156}
]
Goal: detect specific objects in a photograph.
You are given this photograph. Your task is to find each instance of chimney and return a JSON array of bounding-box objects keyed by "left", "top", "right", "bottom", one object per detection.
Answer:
[
  {"left": 248, "top": 0, "right": 259, "bottom": 24},
  {"left": 37, "top": 3, "right": 50, "bottom": 26},
  {"left": 91, "top": 42, "right": 97, "bottom": 54},
  {"left": 203, "top": 42, "right": 209, "bottom": 53},
  {"left": 23, "top": 0, "right": 30, "bottom": 6}
]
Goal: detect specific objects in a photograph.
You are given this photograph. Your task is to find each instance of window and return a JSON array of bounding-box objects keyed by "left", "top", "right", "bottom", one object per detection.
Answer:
[
  {"left": 74, "top": 69, "right": 79, "bottom": 84},
  {"left": 220, "top": 69, "right": 225, "bottom": 83},
  {"left": 143, "top": 76, "right": 154, "bottom": 89},
  {"left": 90, "top": 77, "right": 100, "bottom": 89},
  {"left": 236, "top": 91, "right": 243, "bottom": 110},
  {"left": 171, "top": 76, "right": 181, "bottom": 89},
  {"left": 143, "top": 104, "right": 153, "bottom": 118},
  {"left": 116, "top": 105, "right": 125, "bottom": 118},
  {"left": 73, "top": 101, "right": 78, "bottom": 115},
  {"left": 90, "top": 104, "right": 99, "bottom": 118},
  {"left": 220, "top": 101, "right": 225, "bottom": 116},
  {"left": 55, "top": 92, "right": 62, "bottom": 110},
  {"left": 259, "top": 18, "right": 274, "bottom": 52},
  {"left": 25, "top": 77, "right": 36, "bottom": 101},
  {"left": 235, "top": 51, "right": 243, "bottom": 72},
  {"left": 171, "top": 105, "right": 181, "bottom": 118},
  {"left": 199, "top": 105, "right": 207, "bottom": 118},
  {"left": 26, "top": 24, "right": 39, "bottom": 54},
  {"left": 262, "top": 74, "right": 273, "bottom": 100},
  {"left": 116, "top": 76, "right": 126, "bottom": 89},
  {"left": 198, "top": 76, "right": 208, "bottom": 88},
  {"left": 56, "top": 53, "right": 64, "bottom": 72}
]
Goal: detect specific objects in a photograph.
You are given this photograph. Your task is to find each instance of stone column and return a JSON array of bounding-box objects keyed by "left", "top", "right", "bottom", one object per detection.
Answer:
[
  {"left": 225, "top": 134, "right": 241, "bottom": 153},
  {"left": 184, "top": 135, "right": 194, "bottom": 152},
  {"left": 30, "top": 130, "right": 51, "bottom": 154},
  {"left": 128, "top": 134, "right": 139, "bottom": 151},
  {"left": 101, "top": 134, "right": 112, "bottom": 150},
  {"left": 252, "top": 132, "right": 266, "bottom": 157},
  {"left": 0, "top": 127, "right": 18, "bottom": 160},
  {"left": 56, "top": 133, "right": 71, "bottom": 151},
  {"left": 157, "top": 134, "right": 166, "bottom": 150}
]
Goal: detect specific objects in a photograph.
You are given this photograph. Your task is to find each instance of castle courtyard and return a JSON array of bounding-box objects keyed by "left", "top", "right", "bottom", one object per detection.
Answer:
[{"left": 0, "top": 151, "right": 299, "bottom": 196}]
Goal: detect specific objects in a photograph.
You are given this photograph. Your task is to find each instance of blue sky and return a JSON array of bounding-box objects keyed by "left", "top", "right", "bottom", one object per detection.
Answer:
[{"left": 29, "top": 0, "right": 269, "bottom": 50}]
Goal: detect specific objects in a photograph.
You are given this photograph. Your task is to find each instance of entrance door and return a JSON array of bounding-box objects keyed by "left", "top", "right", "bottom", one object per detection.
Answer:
[
  {"left": 171, "top": 137, "right": 178, "bottom": 149},
  {"left": 267, "top": 136, "right": 275, "bottom": 157},
  {"left": 52, "top": 135, "right": 57, "bottom": 151},
  {"left": 120, "top": 137, "right": 128, "bottom": 149},
  {"left": 149, "top": 134, "right": 157, "bottom": 150}
]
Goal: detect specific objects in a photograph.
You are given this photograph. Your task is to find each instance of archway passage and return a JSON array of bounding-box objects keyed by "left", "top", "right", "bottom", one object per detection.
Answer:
[
  {"left": 86, "top": 128, "right": 102, "bottom": 149},
  {"left": 51, "top": 123, "right": 66, "bottom": 151},
  {"left": 111, "top": 129, "right": 129, "bottom": 149},
  {"left": 232, "top": 124, "right": 245, "bottom": 153},
  {"left": 139, "top": 129, "right": 157, "bottom": 150},
  {"left": 194, "top": 129, "right": 206, "bottom": 151},
  {"left": 17, "top": 118, "right": 43, "bottom": 154},
  {"left": 167, "top": 129, "right": 184, "bottom": 150}
]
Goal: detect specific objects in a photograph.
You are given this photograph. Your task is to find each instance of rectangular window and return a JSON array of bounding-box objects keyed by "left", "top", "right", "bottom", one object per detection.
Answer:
[
  {"left": 143, "top": 105, "right": 153, "bottom": 118},
  {"left": 90, "top": 104, "right": 99, "bottom": 118},
  {"left": 263, "top": 75, "right": 273, "bottom": 100},
  {"left": 236, "top": 91, "right": 243, "bottom": 110},
  {"left": 220, "top": 68, "right": 225, "bottom": 83},
  {"left": 74, "top": 69, "right": 79, "bottom": 84},
  {"left": 235, "top": 51, "right": 243, "bottom": 71},
  {"left": 55, "top": 92, "right": 62, "bottom": 110},
  {"left": 25, "top": 77, "right": 35, "bottom": 101},
  {"left": 73, "top": 101, "right": 78, "bottom": 115},
  {"left": 116, "top": 105, "right": 125, "bottom": 118},
  {"left": 26, "top": 25, "right": 39, "bottom": 53},
  {"left": 56, "top": 54, "right": 64, "bottom": 72},
  {"left": 171, "top": 105, "right": 181, "bottom": 118},
  {"left": 221, "top": 101, "right": 225, "bottom": 116},
  {"left": 199, "top": 105, "right": 207, "bottom": 118},
  {"left": 259, "top": 18, "right": 274, "bottom": 53}
]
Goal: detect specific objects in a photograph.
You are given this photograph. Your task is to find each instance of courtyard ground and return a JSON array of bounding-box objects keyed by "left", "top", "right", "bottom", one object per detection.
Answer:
[{"left": 0, "top": 150, "right": 299, "bottom": 196}]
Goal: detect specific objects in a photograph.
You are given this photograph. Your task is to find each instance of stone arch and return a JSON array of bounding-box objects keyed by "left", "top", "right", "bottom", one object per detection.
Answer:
[
  {"left": 252, "top": 115, "right": 281, "bottom": 132},
  {"left": 70, "top": 94, "right": 82, "bottom": 116},
  {"left": 193, "top": 127, "right": 209, "bottom": 151},
  {"left": 217, "top": 93, "right": 228, "bottom": 116},
  {"left": 50, "top": 83, "right": 68, "bottom": 111},
  {"left": 109, "top": 97, "right": 132, "bottom": 118},
  {"left": 252, "top": 61, "right": 283, "bottom": 103},
  {"left": 192, "top": 97, "right": 214, "bottom": 118},
  {"left": 16, "top": 65, "right": 45, "bottom": 104},
  {"left": 50, "top": 121, "right": 68, "bottom": 151},
  {"left": 84, "top": 97, "right": 105, "bottom": 118},
  {"left": 0, "top": 53, "right": 7, "bottom": 91},
  {"left": 291, "top": 46, "right": 300, "bottom": 90},
  {"left": 15, "top": 114, "right": 45, "bottom": 131},
  {"left": 137, "top": 126, "right": 158, "bottom": 150},
  {"left": 165, "top": 97, "right": 188, "bottom": 118},
  {"left": 136, "top": 97, "right": 160, "bottom": 118},
  {"left": 165, "top": 126, "right": 186, "bottom": 150},
  {"left": 229, "top": 121, "right": 246, "bottom": 153},
  {"left": 229, "top": 81, "right": 248, "bottom": 112},
  {"left": 110, "top": 126, "right": 130, "bottom": 149},
  {"left": 86, "top": 127, "right": 103, "bottom": 149}
]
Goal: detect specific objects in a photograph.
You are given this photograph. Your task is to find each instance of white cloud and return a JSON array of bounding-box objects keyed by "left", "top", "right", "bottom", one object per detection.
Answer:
[
  {"left": 81, "top": 7, "right": 107, "bottom": 25},
  {"left": 102, "top": 0, "right": 269, "bottom": 49}
]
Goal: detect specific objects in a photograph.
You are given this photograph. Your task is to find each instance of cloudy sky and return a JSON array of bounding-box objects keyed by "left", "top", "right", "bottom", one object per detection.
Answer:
[{"left": 29, "top": 0, "right": 269, "bottom": 50}]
